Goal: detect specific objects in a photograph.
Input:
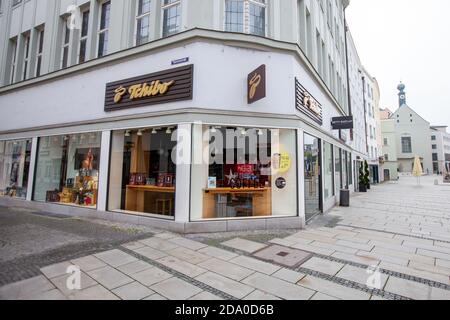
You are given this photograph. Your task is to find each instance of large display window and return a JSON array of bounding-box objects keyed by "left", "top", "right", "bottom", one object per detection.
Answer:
[
  {"left": 323, "top": 142, "right": 334, "bottom": 200},
  {"left": 304, "top": 133, "right": 321, "bottom": 221},
  {"left": 342, "top": 150, "right": 348, "bottom": 189},
  {"left": 191, "top": 125, "right": 297, "bottom": 220},
  {"left": 0, "top": 139, "right": 32, "bottom": 199},
  {"left": 334, "top": 146, "right": 342, "bottom": 193},
  {"left": 33, "top": 133, "right": 101, "bottom": 208},
  {"left": 108, "top": 127, "right": 177, "bottom": 218}
]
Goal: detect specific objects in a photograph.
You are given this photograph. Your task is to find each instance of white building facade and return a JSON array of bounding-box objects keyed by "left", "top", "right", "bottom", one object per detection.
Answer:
[
  {"left": 0, "top": 0, "right": 377, "bottom": 233},
  {"left": 430, "top": 126, "right": 450, "bottom": 175},
  {"left": 392, "top": 84, "right": 433, "bottom": 175}
]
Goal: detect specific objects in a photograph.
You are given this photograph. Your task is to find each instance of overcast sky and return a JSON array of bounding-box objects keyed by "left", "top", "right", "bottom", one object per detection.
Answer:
[{"left": 346, "top": 0, "right": 450, "bottom": 127}]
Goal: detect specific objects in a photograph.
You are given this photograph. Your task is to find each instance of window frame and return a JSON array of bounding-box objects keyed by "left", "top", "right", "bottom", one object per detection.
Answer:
[
  {"left": 161, "top": 0, "right": 181, "bottom": 38},
  {"left": 224, "top": 0, "right": 267, "bottom": 37},
  {"left": 9, "top": 38, "right": 18, "bottom": 84},
  {"left": 35, "top": 28, "right": 44, "bottom": 77},
  {"left": 135, "top": 0, "right": 152, "bottom": 45},
  {"left": 401, "top": 136, "right": 412, "bottom": 154},
  {"left": 97, "top": 0, "right": 111, "bottom": 58},
  {"left": 78, "top": 8, "right": 90, "bottom": 64},
  {"left": 60, "top": 16, "right": 71, "bottom": 69},
  {"left": 22, "top": 33, "right": 31, "bottom": 80}
]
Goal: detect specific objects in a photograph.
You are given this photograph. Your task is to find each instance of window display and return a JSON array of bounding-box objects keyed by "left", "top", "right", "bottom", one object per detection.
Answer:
[
  {"left": 0, "top": 139, "right": 32, "bottom": 199},
  {"left": 342, "top": 150, "right": 348, "bottom": 189},
  {"left": 108, "top": 127, "right": 177, "bottom": 218},
  {"left": 191, "top": 125, "right": 297, "bottom": 220},
  {"left": 33, "top": 133, "right": 101, "bottom": 208},
  {"left": 323, "top": 142, "right": 334, "bottom": 200},
  {"left": 304, "top": 133, "right": 321, "bottom": 221},
  {"left": 334, "top": 146, "right": 342, "bottom": 192}
]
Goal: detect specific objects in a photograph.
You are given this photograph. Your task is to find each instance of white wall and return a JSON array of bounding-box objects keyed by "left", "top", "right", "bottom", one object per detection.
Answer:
[{"left": 0, "top": 41, "right": 347, "bottom": 133}]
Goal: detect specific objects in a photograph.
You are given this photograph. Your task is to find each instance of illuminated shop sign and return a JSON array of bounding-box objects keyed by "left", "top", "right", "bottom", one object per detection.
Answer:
[
  {"left": 295, "top": 78, "right": 323, "bottom": 125},
  {"left": 105, "top": 65, "right": 194, "bottom": 111}
]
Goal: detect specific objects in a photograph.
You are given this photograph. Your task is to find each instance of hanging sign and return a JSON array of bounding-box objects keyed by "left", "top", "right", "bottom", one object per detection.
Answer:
[{"left": 332, "top": 116, "right": 354, "bottom": 130}]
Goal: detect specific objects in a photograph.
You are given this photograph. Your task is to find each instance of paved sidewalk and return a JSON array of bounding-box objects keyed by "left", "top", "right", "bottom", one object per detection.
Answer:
[{"left": 1, "top": 176, "right": 450, "bottom": 300}]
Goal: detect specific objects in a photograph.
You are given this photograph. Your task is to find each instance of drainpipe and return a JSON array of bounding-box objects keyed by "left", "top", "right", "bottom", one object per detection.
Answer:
[{"left": 360, "top": 71, "right": 369, "bottom": 156}]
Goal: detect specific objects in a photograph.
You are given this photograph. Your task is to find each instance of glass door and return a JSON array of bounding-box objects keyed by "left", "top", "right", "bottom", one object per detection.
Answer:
[{"left": 304, "top": 133, "right": 322, "bottom": 222}]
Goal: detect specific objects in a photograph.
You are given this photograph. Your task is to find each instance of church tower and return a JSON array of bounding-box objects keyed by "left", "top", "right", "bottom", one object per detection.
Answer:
[{"left": 398, "top": 82, "right": 406, "bottom": 107}]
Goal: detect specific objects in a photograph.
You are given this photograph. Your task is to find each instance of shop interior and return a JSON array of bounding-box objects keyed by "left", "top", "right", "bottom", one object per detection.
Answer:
[
  {"left": 33, "top": 133, "right": 101, "bottom": 208},
  {"left": 109, "top": 127, "right": 177, "bottom": 218},
  {"left": 191, "top": 125, "right": 298, "bottom": 220},
  {"left": 0, "top": 139, "right": 32, "bottom": 199}
]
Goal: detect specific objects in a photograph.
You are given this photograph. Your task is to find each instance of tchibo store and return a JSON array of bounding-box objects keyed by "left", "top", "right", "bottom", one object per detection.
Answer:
[{"left": 0, "top": 40, "right": 354, "bottom": 233}]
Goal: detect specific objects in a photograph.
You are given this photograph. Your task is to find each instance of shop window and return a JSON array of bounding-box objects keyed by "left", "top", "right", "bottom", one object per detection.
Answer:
[
  {"left": 341, "top": 150, "right": 348, "bottom": 189},
  {"left": 191, "top": 125, "right": 297, "bottom": 220},
  {"left": 33, "top": 133, "right": 101, "bottom": 208},
  {"left": 347, "top": 151, "right": 352, "bottom": 186},
  {"left": 304, "top": 134, "right": 321, "bottom": 221},
  {"left": 334, "top": 146, "right": 342, "bottom": 192},
  {"left": 0, "top": 139, "right": 32, "bottom": 199},
  {"left": 108, "top": 127, "right": 177, "bottom": 218},
  {"left": 323, "top": 142, "right": 334, "bottom": 200}
]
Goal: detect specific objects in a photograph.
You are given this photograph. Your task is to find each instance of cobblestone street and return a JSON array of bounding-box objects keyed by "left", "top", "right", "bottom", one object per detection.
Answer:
[{"left": 1, "top": 176, "right": 449, "bottom": 300}]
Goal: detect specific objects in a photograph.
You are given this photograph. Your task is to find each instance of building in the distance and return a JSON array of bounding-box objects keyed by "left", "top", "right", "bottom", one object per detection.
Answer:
[
  {"left": 390, "top": 84, "right": 433, "bottom": 175},
  {"left": 380, "top": 109, "right": 398, "bottom": 181},
  {"left": 361, "top": 67, "right": 381, "bottom": 184},
  {"left": 430, "top": 126, "right": 450, "bottom": 174}
]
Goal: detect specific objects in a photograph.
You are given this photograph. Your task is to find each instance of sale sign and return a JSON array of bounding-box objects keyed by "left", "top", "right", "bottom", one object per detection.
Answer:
[{"left": 236, "top": 165, "right": 254, "bottom": 174}]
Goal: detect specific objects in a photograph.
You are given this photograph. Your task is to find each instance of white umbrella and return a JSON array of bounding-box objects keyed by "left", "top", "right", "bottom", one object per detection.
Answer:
[{"left": 412, "top": 156, "right": 423, "bottom": 185}]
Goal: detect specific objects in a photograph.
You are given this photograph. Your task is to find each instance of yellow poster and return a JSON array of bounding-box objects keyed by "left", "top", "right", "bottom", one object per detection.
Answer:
[{"left": 278, "top": 153, "right": 291, "bottom": 173}]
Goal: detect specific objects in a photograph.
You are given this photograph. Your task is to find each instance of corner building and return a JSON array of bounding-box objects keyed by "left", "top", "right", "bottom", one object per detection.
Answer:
[{"left": 0, "top": 0, "right": 363, "bottom": 233}]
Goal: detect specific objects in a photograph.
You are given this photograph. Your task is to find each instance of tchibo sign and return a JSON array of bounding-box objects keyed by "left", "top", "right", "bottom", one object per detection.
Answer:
[{"left": 104, "top": 65, "right": 194, "bottom": 112}]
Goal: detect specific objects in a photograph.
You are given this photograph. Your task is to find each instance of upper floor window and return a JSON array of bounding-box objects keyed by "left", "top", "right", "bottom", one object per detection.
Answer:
[
  {"left": 383, "top": 138, "right": 388, "bottom": 146},
  {"left": 162, "top": 0, "right": 181, "bottom": 37},
  {"left": 9, "top": 38, "right": 18, "bottom": 84},
  {"left": 35, "top": 28, "right": 44, "bottom": 76},
  {"left": 22, "top": 33, "right": 30, "bottom": 80},
  {"left": 61, "top": 17, "right": 71, "bottom": 68},
  {"left": 225, "top": 0, "right": 266, "bottom": 37},
  {"left": 401, "top": 137, "right": 412, "bottom": 153},
  {"left": 78, "top": 9, "right": 90, "bottom": 63},
  {"left": 98, "top": 1, "right": 111, "bottom": 57},
  {"left": 136, "top": 0, "right": 151, "bottom": 45},
  {"left": 431, "top": 135, "right": 436, "bottom": 141}
]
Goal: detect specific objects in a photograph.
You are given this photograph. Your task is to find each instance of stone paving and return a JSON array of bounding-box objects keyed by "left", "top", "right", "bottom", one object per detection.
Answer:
[{"left": 1, "top": 176, "right": 450, "bottom": 300}]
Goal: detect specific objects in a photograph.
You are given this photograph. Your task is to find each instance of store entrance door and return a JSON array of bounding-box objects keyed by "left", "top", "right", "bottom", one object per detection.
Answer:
[{"left": 304, "top": 134, "right": 322, "bottom": 222}]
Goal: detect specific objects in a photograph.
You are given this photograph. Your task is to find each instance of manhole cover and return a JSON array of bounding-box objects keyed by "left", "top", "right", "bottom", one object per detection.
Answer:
[
  {"left": 253, "top": 245, "right": 312, "bottom": 268},
  {"left": 277, "top": 252, "right": 289, "bottom": 257}
]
